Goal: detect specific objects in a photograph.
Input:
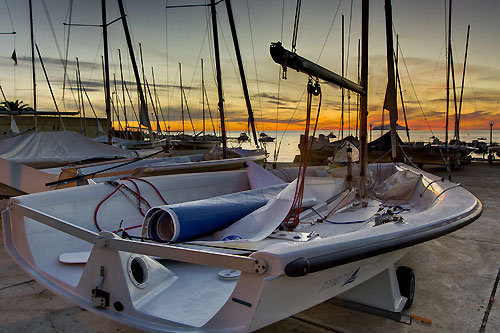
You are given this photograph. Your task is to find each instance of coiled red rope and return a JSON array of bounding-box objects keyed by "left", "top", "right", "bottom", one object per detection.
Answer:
[{"left": 94, "top": 177, "right": 168, "bottom": 232}]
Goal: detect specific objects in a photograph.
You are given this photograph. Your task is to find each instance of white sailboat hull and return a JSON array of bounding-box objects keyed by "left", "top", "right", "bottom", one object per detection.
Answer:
[{"left": 2, "top": 163, "right": 481, "bottom": 331}]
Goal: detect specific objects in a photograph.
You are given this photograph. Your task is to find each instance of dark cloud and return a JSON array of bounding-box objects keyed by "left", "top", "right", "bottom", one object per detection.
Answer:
[
  {"left": 256, "top": 92, "right": 299, "bottom": 104},
  {"left": 15, "top": 55, "right": 97, "bottom": 71},
  {"left": 418, "top": 109, "right": 445, "bottom": 119}
]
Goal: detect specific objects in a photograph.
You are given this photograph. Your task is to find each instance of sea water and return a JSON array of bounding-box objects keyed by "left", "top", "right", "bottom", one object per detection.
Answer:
[{"left": 227, "top": 129, "right": 500, "bottom": 163}]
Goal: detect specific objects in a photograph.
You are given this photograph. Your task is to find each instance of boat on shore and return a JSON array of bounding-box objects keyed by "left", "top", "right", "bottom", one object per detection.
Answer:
[
  {"left": 52, "top": 146, "right": 268, "bottom": 188},
  {"left": 0, "top": 131, "right": 138, "bottom": 168},
  {"left": 295, "top": 131, "right": 473, "bottom": 169},
  {"left": 2, "top": 161, "right": 482, "bottom": 331},
  {"left": 0, "top": 145, "right": 267, "bottom": 195},
  {"left": 368, "top": 131, "right": 472, "bottom": 169},
  {"left": 1, "top": 0, "right": 482, "bottom": 331},
  {"left": 293, "top": 134, "right": 358, "bottom": 164}
]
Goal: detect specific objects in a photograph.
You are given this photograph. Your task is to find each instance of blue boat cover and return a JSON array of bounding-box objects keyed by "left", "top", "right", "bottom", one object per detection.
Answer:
[{"left": 142, "top": 184, "right": 287, "bottom": 242}]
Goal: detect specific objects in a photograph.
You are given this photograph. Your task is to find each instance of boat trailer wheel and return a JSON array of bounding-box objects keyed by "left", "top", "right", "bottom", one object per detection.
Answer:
[{"left": 396, "top": 266, "right": 415, "bottom": 309}]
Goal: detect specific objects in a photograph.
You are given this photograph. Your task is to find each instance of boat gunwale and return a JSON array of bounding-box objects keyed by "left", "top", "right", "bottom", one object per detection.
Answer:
[
  {"left": 283, "top": 197, "right": 482, "bottom": 276},
  {"left": 6, "top": 202, "right": 267, "bottom": 275},
  {"left": 138, "top": 153, "right": 268, "bottom": 174}
]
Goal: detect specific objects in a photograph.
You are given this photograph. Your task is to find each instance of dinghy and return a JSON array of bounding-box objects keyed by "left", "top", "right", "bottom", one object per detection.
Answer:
[
  {"left": 49, "top": 147, "right": 267, "bottom": 189},
  {"left": 0, "top": 131, "right": 138, "bottom": 168},
  {"left": 2, "top": 162, "right": 481, "bottom": 331},
  {"left": 1, "top": 1, "right": 482, "bottom": 331}
]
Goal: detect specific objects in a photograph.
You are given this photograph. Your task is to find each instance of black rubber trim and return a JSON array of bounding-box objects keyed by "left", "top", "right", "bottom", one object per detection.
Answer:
[
  {"left": 232, "top": 297, "right": 252, "bottom": 307},
  {"left": 285, "top": 201, "right": 482, "bottom": 277}
]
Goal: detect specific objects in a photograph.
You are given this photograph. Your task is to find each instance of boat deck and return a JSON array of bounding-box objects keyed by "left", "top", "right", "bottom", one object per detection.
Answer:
[{"left": 0, "top": 161, "right": 499, "bottom": 332}]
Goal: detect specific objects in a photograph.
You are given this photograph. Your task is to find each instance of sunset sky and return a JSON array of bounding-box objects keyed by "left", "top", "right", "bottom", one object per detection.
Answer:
[{"left": 1, "top": 0, "right": 499, "bottom": 134}]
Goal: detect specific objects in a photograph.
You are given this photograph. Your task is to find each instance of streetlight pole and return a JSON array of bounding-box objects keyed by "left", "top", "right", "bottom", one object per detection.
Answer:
[
  {"left": 488, "top": 121, "right": 494, "bottom": 164},
  {"left": 490, "top": 122, "right": 494, "bottom": 146}
]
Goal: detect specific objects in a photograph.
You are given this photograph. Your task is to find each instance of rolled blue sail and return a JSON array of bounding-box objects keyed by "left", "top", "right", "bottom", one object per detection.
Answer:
[{"left": 142, "top": 184, "right": 287, "bottom": 242}]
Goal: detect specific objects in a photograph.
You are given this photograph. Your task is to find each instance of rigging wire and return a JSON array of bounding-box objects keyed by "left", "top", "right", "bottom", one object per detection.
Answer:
[
  {"left": 41, "top": 0, "right": 79, "bottom": 112},
  {"left": 397, "top": 42, "right": 435, "bottom": 136},
  {"left": 346, "top": 0, "right": 354, "bottom": 135},
  {"left": 272, "top": 0, "right": 286, "bottom": 163},
  {"left": 272, "top": 67, "right": 282, "bottom": 164},
  {"left": 316, "top": 1, "right": 342, "bottom": 62},
  {"left": 203, "top": 77, "right": 217, "bottom": 135},
  {"left": 291, "top": 0, "right": 301, "bottom": 53},
  {"left": 14, "top": 40, "right": 31, "bottom": 97},
  {"left": 185, "top": 28, "right": 209, "bottom": 101},
  {"left": 204, "top": 2, "right": 218, "bottom": 95},
  {"left": 311, "top": 207, "right": 368, "bottom": 225},
  {"left": 5, "top": 0, "right": 16, "bottom": 99},
  {"left": 124, "top": 79, "right": 141, "bottom": 126},
  {"left": 280, "top": 0, "right": 285, "bottom": 41},
  {"left": 167, "top": 66, "right": 180, "bottom": 131},
  {"left": 182, "top": 26, "right": 210, "bottom": 132},
  {"left": 152, "top": 68, "right": 167, "bottom": 133},
  {"left": 5, "top": 0, "right": 15, "bottom": 32},
  {"left": 246, "top": 0, "right": 264, "bottom": 134},
  {"left": 422, "top": 38, "right": 445, "bottom": 129},
  {"left": 81, "top": 37, "right": 104, "bottom": 110},
  {"left": 204, "top": 2, "right": 221, "bottom": 135},
  {"left": 273, "top": 2, "right": 342, "bottom": 162},
  {"left": 345, "top": 0, "right": 354, "bottom": 76},
  {"left": 62, "top": 0, "right": 73, "bottom": 103},
  {"left": 215, "top": 13, "right": 240, "bottom": 134}
]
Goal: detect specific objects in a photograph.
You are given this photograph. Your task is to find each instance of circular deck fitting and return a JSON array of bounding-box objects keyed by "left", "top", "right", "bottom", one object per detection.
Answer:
[
  {"left": 127, "top": 255, "right": 149, "bottom": 288},
  {"left": 218, "top": 269, "right": 241, "bottom": 280}
]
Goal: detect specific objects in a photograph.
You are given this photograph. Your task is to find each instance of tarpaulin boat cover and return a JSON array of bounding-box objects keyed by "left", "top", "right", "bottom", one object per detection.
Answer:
[
  {"left": 92, "top": 135, "right": 135, "bottom": 146},
  {"left": 368, "top": 130, "right": 404, "bottom": 151},
  {"left": 333, "top": 141, "right": 360, "bottom": 163},
  {"left": 374, "top": 169, "right": 422, "bottom": 202},
  {"left": 0, "top": 131, "right": 138, "bottom": 167}
]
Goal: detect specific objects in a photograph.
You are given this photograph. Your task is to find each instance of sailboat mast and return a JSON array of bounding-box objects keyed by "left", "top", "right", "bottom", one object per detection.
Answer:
[
  {"left": 117, "top": 0, "right": 154, "bottom": 144},
  {"left": 201, "top": 58, "right": 205, "bottom": 137},
  {"left": 76, "top": 57, "right": 87, "bottom": 136},
  {"left": 101, "top": 0, "right": 112, "bottom": 144},
  {"left": 118, "top": 49, "right": 129, "bottom": 139},
  {"left": 358, "top": 0, "right": 369, "bottom": 198},
  {"left": 29, "top": 0, "right": 37, "bottom": 131},
  {"left": 395, "top": 35, "right": 411, "bottom": 143},
  {"left": 76, "top": 69, "right": 83, "bottom": 133},
  {"left": 210, "top": 0, "right": 227, "bottom": 158},
  {"left": 456, "top": 25, "right": 470, "bottom": 142},
  {"left": 179, "top": 63, "right": 184, "bottom": 136},
  {"left": 113, "top": 73, "right": 120, "bottom": 138},
  {"left": 384, "top": 0, "right": 398, "bottom": 161},
  {"left": 225, "top": 0, "right": 259, "bottom": 148},
  {"left": 356, "top": 38, "right": 360, "bottom": 139},
  {"left": 151, "top": 67, "right": 165, "bottom": 135},
  {"left": 145, "top": 78, "right": 161, "bottom": 135},
  {"left": 445, "top": 0, "right": 452, "bottom": 151},
  {"left": 341, "top": 14, "right": 345, "bottom": 140},
  {"left": 139, "top": 43, "right": 147, "bottom": 111},
  {"left": 35, "top": 44, "right": 66, "bottom": 131}
]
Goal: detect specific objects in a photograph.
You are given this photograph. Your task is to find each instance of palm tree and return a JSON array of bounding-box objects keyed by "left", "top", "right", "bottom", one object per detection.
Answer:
[{"left": 0, "top": 100, "right": 34, "bottom": 111}]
